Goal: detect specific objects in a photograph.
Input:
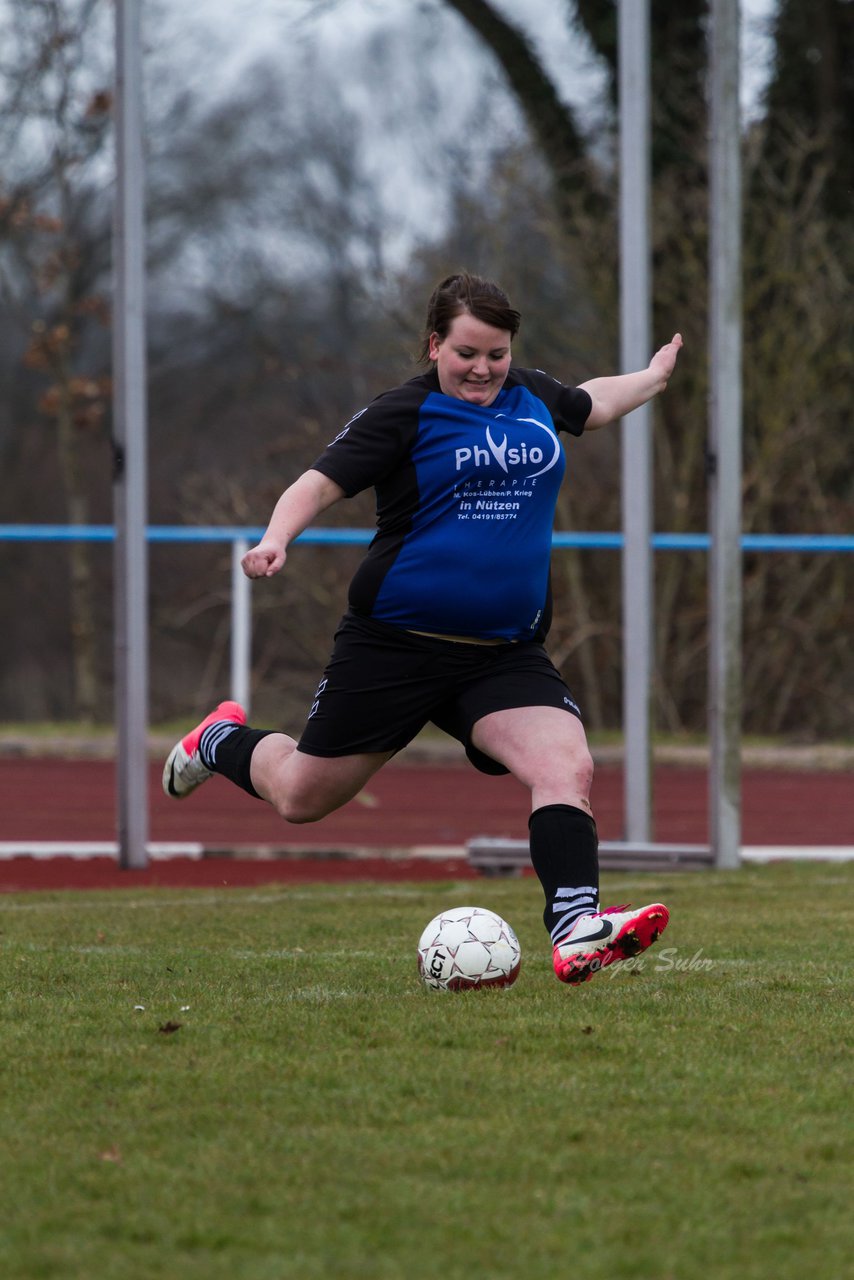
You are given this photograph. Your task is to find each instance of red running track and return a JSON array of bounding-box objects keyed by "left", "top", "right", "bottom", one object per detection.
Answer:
[{"left": 1, "top": 756, "right": 851, "bottom": 892}]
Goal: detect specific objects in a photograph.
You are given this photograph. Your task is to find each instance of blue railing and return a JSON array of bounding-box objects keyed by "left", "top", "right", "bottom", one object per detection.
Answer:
[
  {"left": 3, "top": 523, "right": 850, "bottom": 714},
  {"left": 2, "top": 525, "right": 853, "bottom": 552}
]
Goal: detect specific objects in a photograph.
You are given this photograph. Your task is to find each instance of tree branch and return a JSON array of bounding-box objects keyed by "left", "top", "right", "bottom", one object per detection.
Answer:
[{"left": 442, "top": 0, "right": 602, "bottom": 229}]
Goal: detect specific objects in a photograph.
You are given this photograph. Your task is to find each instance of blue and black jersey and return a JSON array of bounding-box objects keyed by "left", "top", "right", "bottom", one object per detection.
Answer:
[{"left": 311, "top": 366, "right": 592, "bottom": 642}]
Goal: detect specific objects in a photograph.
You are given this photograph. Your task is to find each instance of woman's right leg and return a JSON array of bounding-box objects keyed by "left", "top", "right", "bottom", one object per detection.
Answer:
[
  {"left": 162, "top": 699, "right": 394, "bottom": 824},
  {"left": 249, "top": 733, "right": 395, "bottom": 824},
  {"left": 164, "top": 612, "right": 448, "bottom": 826}
]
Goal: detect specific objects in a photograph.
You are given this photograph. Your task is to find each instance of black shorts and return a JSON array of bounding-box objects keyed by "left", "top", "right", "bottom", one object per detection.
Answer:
[{"left": 296, "top": 612, "right": 582, "bottom": 776}]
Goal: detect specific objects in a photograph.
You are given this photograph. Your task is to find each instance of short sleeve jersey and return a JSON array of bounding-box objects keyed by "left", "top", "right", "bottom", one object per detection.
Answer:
[{"left": 310, "top": 366, "right": 592, "bottom": 642}]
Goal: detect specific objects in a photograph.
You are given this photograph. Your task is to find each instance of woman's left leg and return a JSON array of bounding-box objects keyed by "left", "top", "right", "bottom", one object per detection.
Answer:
[
  {"left": 469, "top": 704, "right": 593, "bottom": 811},
  {"left": 470, "top": 705, "right": 669, "bottom": 983},
  {"left": 470, "top": 704, "right": 600, "bottom": 946}
]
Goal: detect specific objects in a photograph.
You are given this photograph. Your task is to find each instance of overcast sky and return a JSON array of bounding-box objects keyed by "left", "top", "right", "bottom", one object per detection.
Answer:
[
  {"left": 179, "top": 0, "right": 781, "bottom": 119},
  {"left": 147, "top": 0, "right": 780, "bottom": 275}
]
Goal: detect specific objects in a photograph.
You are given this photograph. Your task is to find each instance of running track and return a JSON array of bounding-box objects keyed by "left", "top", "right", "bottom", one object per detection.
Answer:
[{"left": 1, "top": 756, "right": 851, "bottom": 891}]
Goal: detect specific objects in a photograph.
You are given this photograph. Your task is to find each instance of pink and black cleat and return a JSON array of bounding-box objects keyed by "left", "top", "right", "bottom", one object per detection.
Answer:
[
  {"left": 553, "top": 902, "right": 670, "bottom": 984},
  {"left": 162, "top": 700, "right": 246, "bottom": 799}
]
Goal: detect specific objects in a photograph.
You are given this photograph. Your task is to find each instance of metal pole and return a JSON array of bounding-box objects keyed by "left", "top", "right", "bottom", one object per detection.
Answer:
[
  {"left": 618, "top": 0, "right": 653, "bottom": 842},
  {"left": 231, "top": 538, "right": 251, "bottom": 715},
  {"left": 112, "top": 0, "right": 149, "bottom": 869},
  {"left": 708, "top": 0, "right": 742, "bottom": 868}
]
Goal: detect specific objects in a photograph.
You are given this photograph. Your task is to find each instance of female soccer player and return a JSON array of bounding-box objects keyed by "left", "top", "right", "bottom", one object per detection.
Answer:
[{"left": 164, "top": 272, "right": 682, "bottom": 984}]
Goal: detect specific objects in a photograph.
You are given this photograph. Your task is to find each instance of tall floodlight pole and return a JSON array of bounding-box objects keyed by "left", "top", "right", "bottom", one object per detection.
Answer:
[
  {"left": 708, "top": 0, "right": 742, "bottom": 868},
  {"left": 618, "top": 0, "right": 652, "bottom": 842},
  {"left": 113, "top": 0, "right": 149, "bottom": 869}
]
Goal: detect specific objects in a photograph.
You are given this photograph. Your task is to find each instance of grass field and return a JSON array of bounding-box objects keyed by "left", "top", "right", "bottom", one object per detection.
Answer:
[{"left": 1, "top": 862, "right": 851, "bottom": 1280}]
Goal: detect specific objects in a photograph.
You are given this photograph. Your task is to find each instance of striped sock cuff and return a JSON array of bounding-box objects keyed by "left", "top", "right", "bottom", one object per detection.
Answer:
[
  {"left": 198, "top": 721, "right": 241, "bottom": 769},
  {"left": 549, "top": 885, "right": 599, "bottom": 944}
]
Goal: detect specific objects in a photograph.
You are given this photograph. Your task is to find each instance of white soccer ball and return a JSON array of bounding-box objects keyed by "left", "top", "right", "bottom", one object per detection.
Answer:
[{"left": 417, "top": 906, "right": 521, "bottom": 991}]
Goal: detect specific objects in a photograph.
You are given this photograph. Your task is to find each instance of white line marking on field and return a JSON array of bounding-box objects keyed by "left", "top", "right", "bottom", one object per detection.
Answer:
[{"left": 0, "top": 884, "right": 450, "bottom": 912}]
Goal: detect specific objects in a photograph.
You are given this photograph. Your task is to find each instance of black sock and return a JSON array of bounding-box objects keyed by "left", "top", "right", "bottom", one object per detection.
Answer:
[
  {"left": 198, "top": 722, "right": 273, "bottom": 799},
  {"left": 528, "top": 804, "right": 599, "bottom": 946}
]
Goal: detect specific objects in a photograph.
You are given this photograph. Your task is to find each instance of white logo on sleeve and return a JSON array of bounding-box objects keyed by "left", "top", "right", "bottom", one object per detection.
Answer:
[
  {"left": 307, "top": 677, "right": 328, "bottom": 720},
  {"left": 328, "top": 407, "right": 367, "bottom": 445}
]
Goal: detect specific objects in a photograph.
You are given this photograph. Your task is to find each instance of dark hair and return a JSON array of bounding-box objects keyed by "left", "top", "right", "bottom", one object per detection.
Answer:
[{"left": 418, "top": 272, "right": 521, "bottom": 362}]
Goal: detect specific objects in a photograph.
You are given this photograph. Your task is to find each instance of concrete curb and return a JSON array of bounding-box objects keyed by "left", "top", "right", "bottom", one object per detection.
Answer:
[{"left": 1, "top": 733, "right": 852, "bottom": 771}]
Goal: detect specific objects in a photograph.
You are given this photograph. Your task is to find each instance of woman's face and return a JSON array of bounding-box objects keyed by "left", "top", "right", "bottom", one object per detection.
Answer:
[{"left": 428, "top": 312, "right": 512, "bottom": 407}]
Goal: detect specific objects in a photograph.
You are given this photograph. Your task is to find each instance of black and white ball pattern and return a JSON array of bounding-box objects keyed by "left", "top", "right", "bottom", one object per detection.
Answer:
[{"left": 417, "top": 906, "right": 521, "bottom": 990}]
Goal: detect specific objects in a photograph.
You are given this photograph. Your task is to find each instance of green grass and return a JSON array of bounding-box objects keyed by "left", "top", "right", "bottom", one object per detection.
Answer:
[{"left": 1, "top": 863, "right": 851, "bottom": 1280}]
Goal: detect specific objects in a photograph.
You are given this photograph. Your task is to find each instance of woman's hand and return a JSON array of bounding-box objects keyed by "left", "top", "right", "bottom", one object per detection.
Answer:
[
  {"left": 242, "top": 539, "right": 286, "bottom": 579},
  {"left": 648, "top": 333, "right": 683, "bottom": 387},
  {"left": 580, "top": 332, "right": 684, "bottom": 429},
  {"left": 240, "top": 471, "right": 347, "bottom": 580}
]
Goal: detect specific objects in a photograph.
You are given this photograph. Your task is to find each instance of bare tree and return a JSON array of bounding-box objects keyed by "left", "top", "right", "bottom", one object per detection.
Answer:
[{"left": 0, "top": 0, "right": 113, "bottom": 721}]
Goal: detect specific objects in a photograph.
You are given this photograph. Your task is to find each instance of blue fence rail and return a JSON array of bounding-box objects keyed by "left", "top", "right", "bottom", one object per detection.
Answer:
[
  {"left": 2, "top": 525, "right": 853, "bottom": 552},
  {"left": 3, "top": 524, "right": 850, "bottom": 714}
]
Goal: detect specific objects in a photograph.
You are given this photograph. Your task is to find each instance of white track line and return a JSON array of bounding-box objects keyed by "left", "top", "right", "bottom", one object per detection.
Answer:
[
  {"left": 0, "top": 841, "right": 204, "bottom": 860},
  {"left": 0, "top": 842, "right": 852, "bottom": 862}
]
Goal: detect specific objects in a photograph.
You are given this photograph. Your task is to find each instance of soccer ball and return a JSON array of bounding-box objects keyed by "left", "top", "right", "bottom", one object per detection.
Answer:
[{"left": 417, "top": 906, "right": 521, "bottom": 991}]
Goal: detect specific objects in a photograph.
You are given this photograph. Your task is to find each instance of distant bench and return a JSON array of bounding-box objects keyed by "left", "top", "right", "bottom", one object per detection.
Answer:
[{"left": 467, "top": 837, "right": 714, "bottom": 875}]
